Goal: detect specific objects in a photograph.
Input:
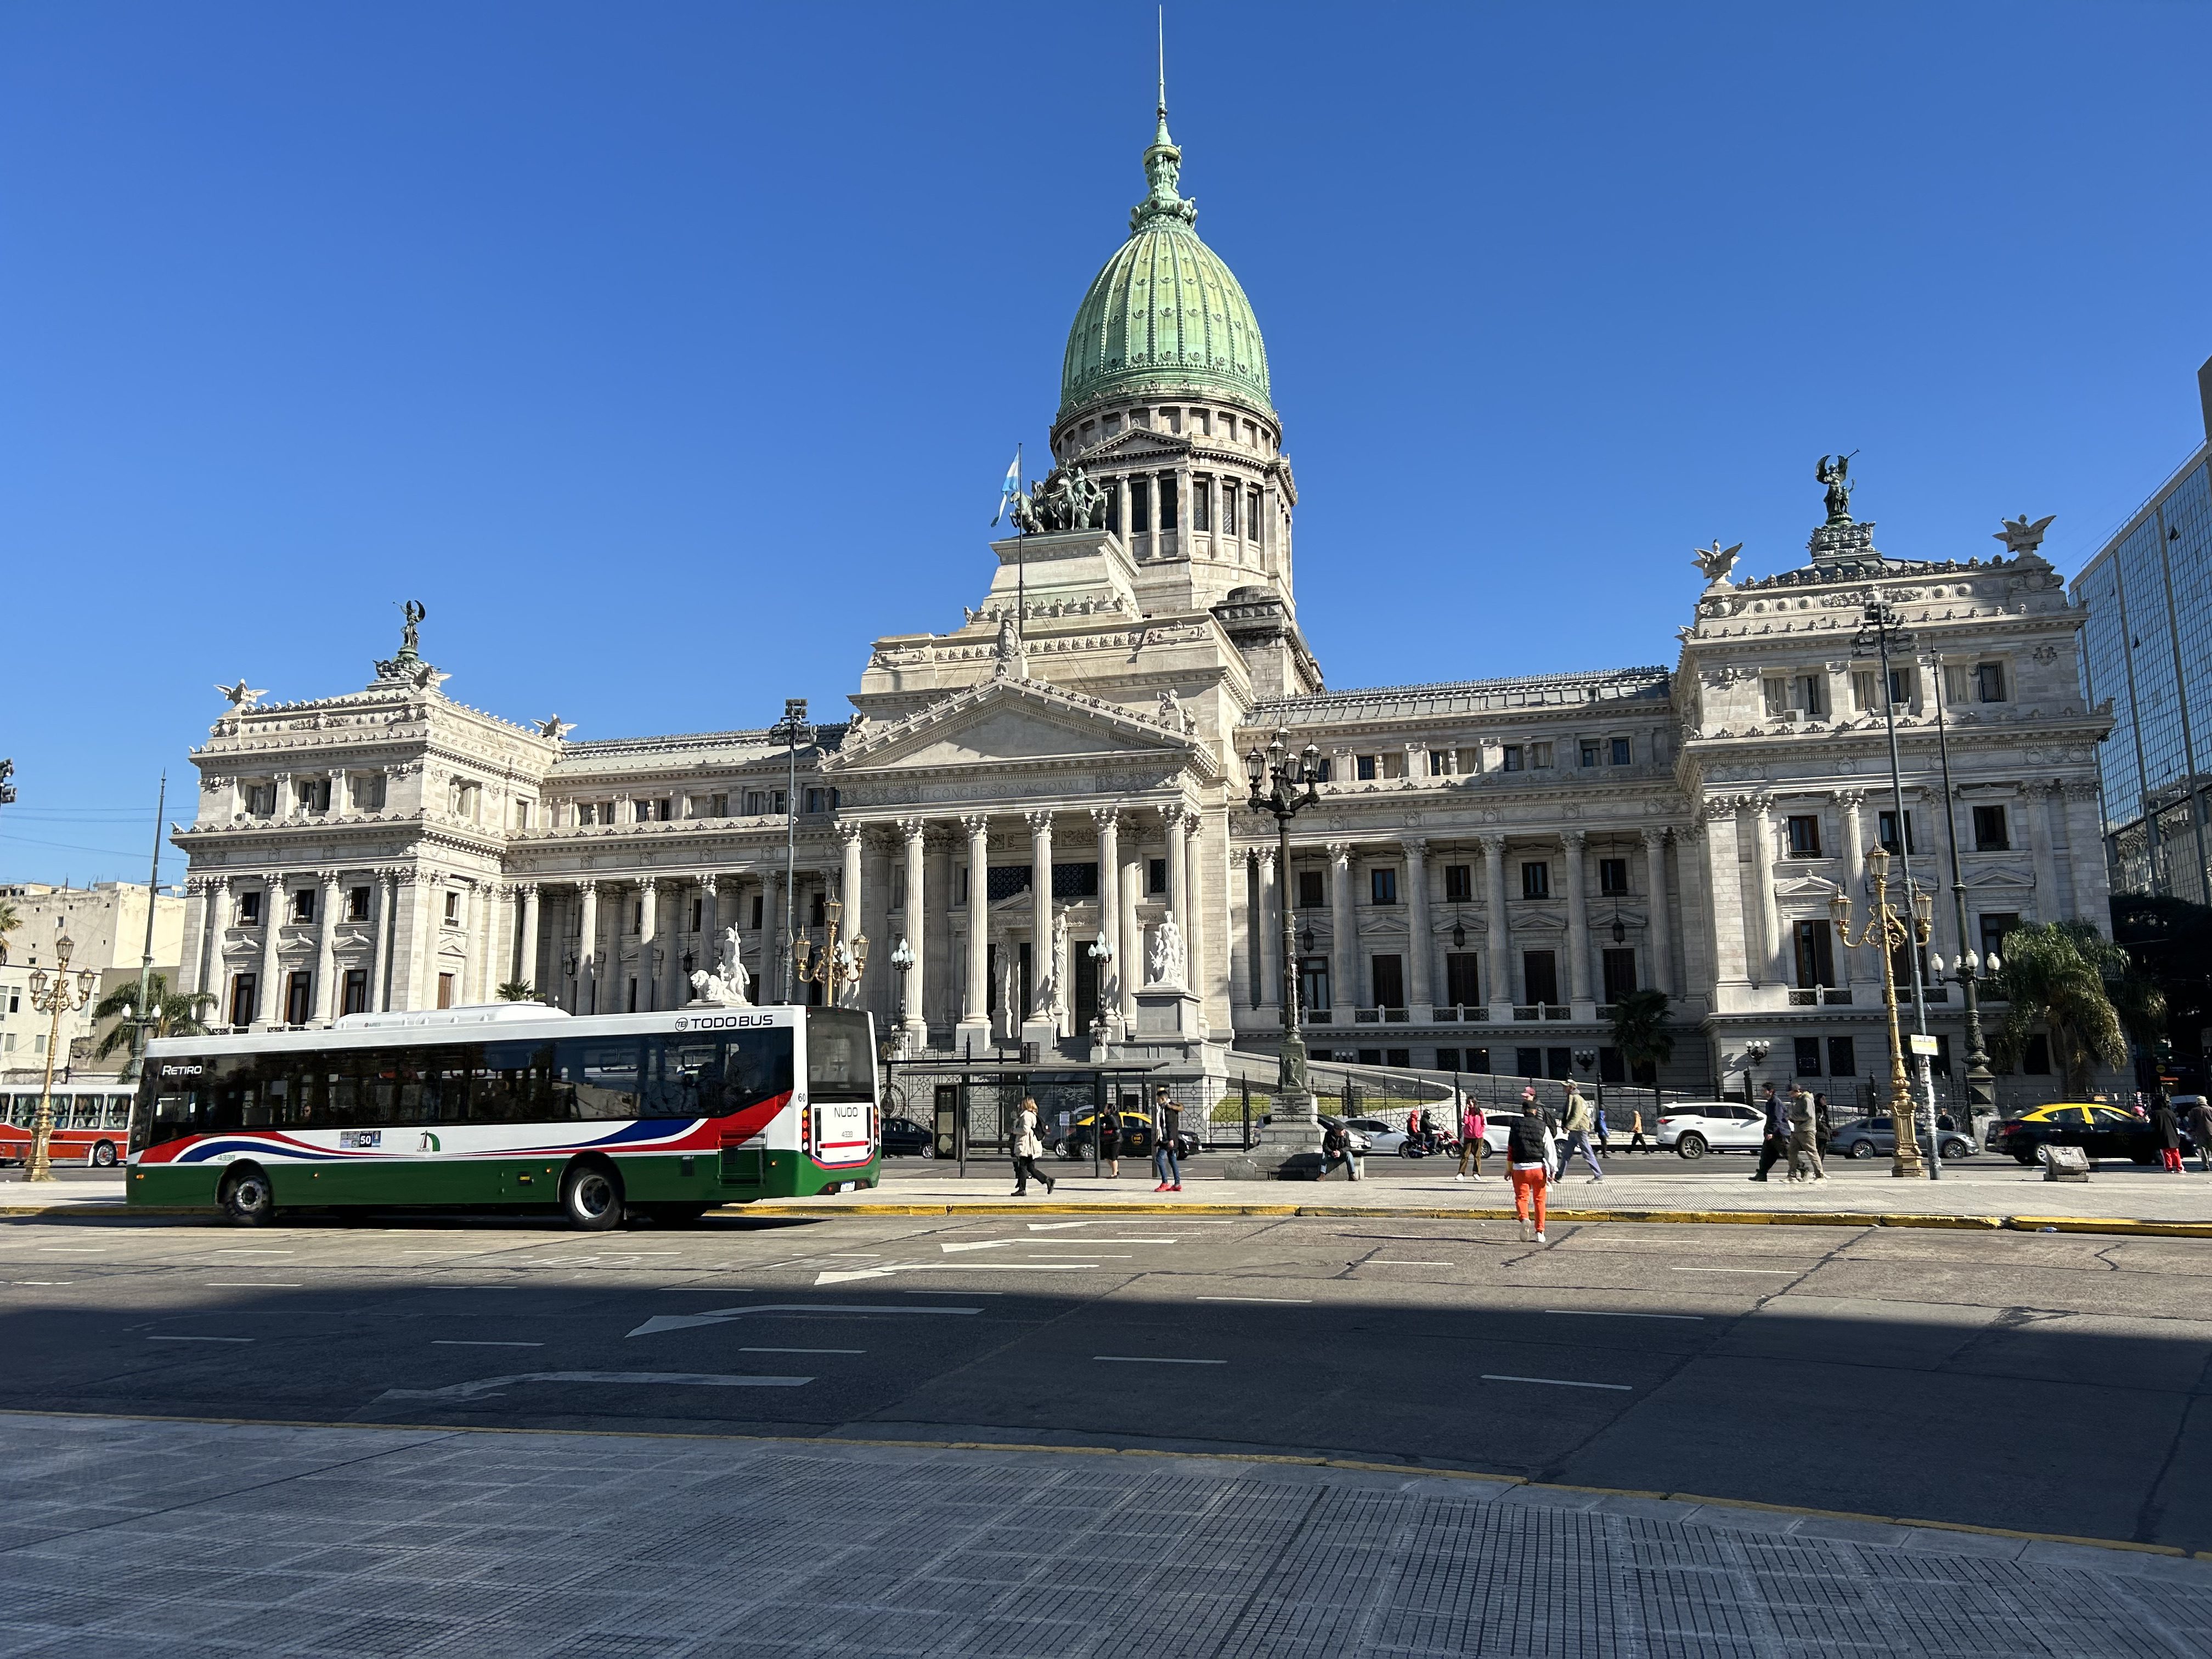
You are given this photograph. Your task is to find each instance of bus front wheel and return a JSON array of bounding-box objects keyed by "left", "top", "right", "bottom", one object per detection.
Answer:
[
  {"left": 90, "top": 1141, "right": 118, "bottom": 1167},
  {"left": 561, "top": 1161, "right": 625, "bottom": 1232},
  {"left": 218, "top": 1164, "right": 275, "bottom": 1227}
]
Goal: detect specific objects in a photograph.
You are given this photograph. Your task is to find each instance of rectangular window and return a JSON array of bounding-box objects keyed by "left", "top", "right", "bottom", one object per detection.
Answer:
[
  {"left": 1546, "top": 1046, "right": 1573, "bottom": 1081},
  {"left": 1356, "top": 754, "right": 1377, "bottom": 781},
  {"left": 436, "top": 975, "right": 454, "bottom": 1011},
  {"left": 1296, "top": 869, "right": 1325, "bottom": 909},
  {"left": 1795, "top": 675, "right": 1825, "bottom": 718},
  {"left": 1600, "top": 1046, "right": 1627, "bottom": 1084},
  {"left": 1972, "top": 805, "right": 2010, "bottom": 851},
  {"left": 291, "top": 887, "right": 315, "bottom": 923},
  {"left": 1443, "top": 864, "right": 1472, "bottom": 902},
  {"left": 1610, "top": 736, "right": 1632, "bottom": 765},
  {"left": 1436, "top": 1048, "right": 1460, "bottom": 1073},
  {"left": 238, "top": 890, "right": 263, "bottom": 926},
  {"left": 1528, "top": 742, "right": 1553, "bottom": 768},
  {"left": 1312, "top": 758, "right": 1332, "bottom": 782},
  {"left": 1852, "top": 670, "right": 1880, "bottom": 712},
  {"left": 298, "top": 777, "right": 331, "bottom": 813},
  {"left": 284, "top": 972, "right": 312, "bottom": 1028},
  {"left": 810, "top": 892, "right": 827, "bottom": 927},
  {"left": 1520, "top": 861, "right": 1549, "bottom": 900},
  {"left": 1192, "top": 477, "right": 1211, "bottom": 532},
  {"left": 1130, "top": 476, "right": 1151, "bottom": 533},
  {"left": 1299, "top": 956, "right": 1331, "bottom": 1015},
  {"left": 349, "top": 773, "right": 387, "bottom": 811},
  {"left": 2022, "top": 1033, "right": 2051, "bottom": 1075},
  {"left": 1444, "top": 953, "right": 1480, "bottom": 1008},
  {"left": 514, "top": 800, "right": 533, "bottom": 828},
  {"left": 1385, "top": 1048, "right": 1410, "bottom": 1069},
  {"left": 1876, "top": 810, "right": 1917, "bottom": 855},
  {"left": 1522, "top": 950, "right": 1559, "bottom": 1006},
  {"left": 1944, "top": 663, "right": 1973, "bottom": 704},
  {"left": 690, "top": 898, "right": 704, "bottom": 931},
  {"left": 444, "top": 891, "right": 461, "bottom": 925},
  {"left": 578, "top": 802, "right": 597, "bottom": 825},
  {"left": 1786, "top": 814, "right": 1822, "bottom": 857},
  {"left": 1598, "top": 857, "right": 1628, "bottom": 896},
  {"left": 1794, "top": 1036, "right": 1822, "bottom": 1076},
  {"left": 1157, "top": 473, "right": 1178, "bottom": 529},
  {"left": 341, "top": 969, "right": 369, "bottom": 1016},
  {"left": 710, "top": 792, "right": 729, "bottom": 817},
  {"left": 1978, "top": 911, "right": 2020, "bottom": 965},
  {"left": 1793, "top": 919, "right": 1836, "bottom": 988},
  {"left": 346, "top": 886, "right": 369, "bottom": 921},
  {"left": 1370, "top": 954, "right": 1404, "bottom": 1009},
  {"left": 750, "top": 895, "right": 764, "bottom": 929},
  {"left": 1827, "top": 1036, "right": 1857, "bottom": 1077},
  {"left": 1763, "top": 676, "right": 1789, "bottom": 716},
  {"left": 1149, "top": 858, "right": 1169, "bottom": 896},
  {"left": 1369, "top": 867, "right": 1398, "bottom": 905},
  {"left": 230, "top": 973, "right": 257, "bottom": 1028},
  {"left": 1501, "top": 745, "right": 1523, "bottom": 772},
  {"left": 1580, "top": 739, "right": 1601, "bottom": 768},
  {"left": 1888, "top": 666, "right": 1916, "bottom": 708},
  {"left": 1221, "top": 485, "right": 1237, "bottom": 537},
  {"left": 1600, "top": 947, "right": 1637, "bottom": 1002},
  {"left": 1976, "top": 662, "right": 2007, "bottom": 703},
  {"left": 245, "top": 783, "right": 276, "bottom": 817},
  {"left": 1515, "top": 1046, "right": 1542, "bottom": 1078}
]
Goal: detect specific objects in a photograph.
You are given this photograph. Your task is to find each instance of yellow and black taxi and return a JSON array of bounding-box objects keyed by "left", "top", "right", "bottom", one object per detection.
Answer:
[{"left": 1990, "top": 1102, "right": 2193, "bottom": 1166}]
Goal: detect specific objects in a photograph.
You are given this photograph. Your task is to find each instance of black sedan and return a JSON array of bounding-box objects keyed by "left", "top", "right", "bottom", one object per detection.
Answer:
[
  {"left": 879, "top": 1115, "right": 938, "bottom": 1158},
  {"left": 1991, "top": 1103, "right": 2192, "bottom": 1166},
  {"left": 1826, "top": 1116, "right": 1975, "bottom": 1163}
]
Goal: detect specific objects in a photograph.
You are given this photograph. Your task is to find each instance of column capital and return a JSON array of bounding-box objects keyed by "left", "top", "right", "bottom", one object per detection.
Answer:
[
  {"left": 1702, "top": 794, "right": 1741, "bottom": 821},
  {"left": 1640, "top": 825, "right": 1669, "bottom": 850},
  {"left": 637, "top": 874, "right": 657, "bottom": 895},
  {"left": 317, "top": 868, "right": 343, "bottom": 887},
  {"left": 1475, "top": 830, "right": 1508, "bottom": 854},
  {"left": 1254, "top": 845, "right": 1277, "bottom": 871},
  {"left": 2061, "top": 778, "right": 2101, "bottom": 802},
  {"left": 897, "top": 815, "right": 928, "bottom": 843},
  {"left": 574, "top": 877, "right": 597, "bottom": 896},
  {"left": 1163, "top": 800, "right": 1194, "bottom": 831},
  {"left": 834, "top": 820, "right": 866, "bottom": 848},
  {"left": 1088, "top": 806, "right": 1122, "bottom": 836},
  {"left": 514, "top": 881, "right": 539, "bottom": 898},
  {"left": 1325, "top": 840, "right": 1353, "bottom": 866},
  {"left": 961, "top": 812, "right": 992, "bottom": 838},
  {"left": 1399, "top": 836, "right": 1427, "bottom": 859},
  {"left": 1744, "top": 792, "right": 1776, "bottom": 815},
  {"left": 1560, "top": 828, "right": 1586, "bottom": 851},
  {"left": 1829, "top": 788, "right": 1868, "bottom": 810},
  {"left": 1024, "top": 808, "right": 1056, "bottom": 837},
  {"left": 697, "top": 873, "right": 717, "bottom": 896}
]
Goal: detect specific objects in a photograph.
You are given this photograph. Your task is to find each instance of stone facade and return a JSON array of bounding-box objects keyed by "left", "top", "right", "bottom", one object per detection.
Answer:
[{"left": 166, "top": 106, "right": 2114, "bottom": 1107}]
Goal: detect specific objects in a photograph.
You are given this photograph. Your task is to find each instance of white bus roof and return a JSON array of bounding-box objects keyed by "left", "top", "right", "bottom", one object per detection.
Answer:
[{"left": 144, "top": 1004, "right": 816, "bottom": 1059}]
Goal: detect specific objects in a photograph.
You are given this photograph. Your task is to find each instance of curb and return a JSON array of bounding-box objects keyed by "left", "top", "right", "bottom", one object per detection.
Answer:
[
  {"left": 0, "top": 1406, "right": 2199, "bottom": 1566},
  {"left": 737, "top": 1200, "right": 2212, "bottom": 1239}
]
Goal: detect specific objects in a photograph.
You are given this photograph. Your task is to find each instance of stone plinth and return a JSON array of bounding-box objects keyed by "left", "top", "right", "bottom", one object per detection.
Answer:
[{"left": 1220, "top": 1086, "right": 1325, "bottom": 1181}]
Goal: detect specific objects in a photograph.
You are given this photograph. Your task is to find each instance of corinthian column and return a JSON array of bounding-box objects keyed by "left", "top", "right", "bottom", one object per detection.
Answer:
[
  {"left": 577, "top": 879, "right": 600, "bottom": 1014},
  {"left": 518, "top": 883, "right": 541, "bottom": 995},
  {"left": 258, "top": 878, "right": 284, "bottom": 1027},
  {"left": 636, "top": 877, "right": 658, "bottom": 1012},
  {"left": 1402, "top": 837, "right": 1433, "bottom": 1018},
  {"left": 1703, "top": 798, "right": 1748, "bottom": 993},
  {"left": 1640, "top": 828, "right": 1673, "bottom": 997},
  {"left": 1254, "top": 847, "right": 1279, "bottom": 1008},
  {"left": 1562, "top": 830, "right": 1592, "bottom": 1011},
  {"left": 900, "top": 817, "right": 928, "bottom": 1049},
  {"left": 1091, "top": 808, "right": 1122, "bottom": 1039},
  {"left": 959, "top": 814, "right": 991, "bottom": 1049},
  {"left": 1479, "top": 832, "right": 1510, "bottom": 1018},
  {"left": 1834, "top": 790, "right": 1868, "bottom": 990},
  {"left": 1745, "top": 795, "right": 1780, "bottom": 986},
  {"left": 1026, "top": 810, "right": 1056, "bottom": 1027},
  {"left": 313, "top": 870, "right": 341, "bottom": 1024},
  {"left": 1327, "top": 841, "right": 1355, "bottom": 1014}
]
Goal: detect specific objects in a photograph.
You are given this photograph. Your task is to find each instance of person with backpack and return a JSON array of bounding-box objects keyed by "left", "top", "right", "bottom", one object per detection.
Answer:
[
  {"left": 1750, "top": 1082, "right": 1788, "bottom": 1182},
  {"left": 1553, "top": 1082, "right": 1604, "bottom": 1182},
  {"left": 1507, "top": 1097, "right": 1552, "bottom": 1244},
  {"left": 1786, "top": 1083, "right": 1826, "bottom": 1183},
  {"left": 1009, "top": 1096, "right": 1055, "bottom": 1197}
]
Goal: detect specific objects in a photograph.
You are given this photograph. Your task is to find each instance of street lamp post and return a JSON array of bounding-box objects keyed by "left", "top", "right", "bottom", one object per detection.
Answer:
[
  {"left": 1742, "top": 1037, "right": 1771, "bottom": 1107},
  {"left": 1832, "top": 848, "right": 1934, "bottom": 1177},
  {"left": 25, "top": 927, "right": 98, "bottom": 1182},
  {"left": 1087, "top": 929, "right": 1114, "bottom": 1053},
  {"left": 1230, "top": 731, "right": 1325, "bottom": 1174},
  {"left": 770, "top": 698, "right": 813, "bottom": 1004},
  {"left": 888, "top": 936, "right": 915, "bottom": 1059},
  {"left": 1854, "top": 600, "right": 1939, "bottom": 1178},
  {"left": 1928, "top": 650, "right": 1996, "bottom": 1135}
]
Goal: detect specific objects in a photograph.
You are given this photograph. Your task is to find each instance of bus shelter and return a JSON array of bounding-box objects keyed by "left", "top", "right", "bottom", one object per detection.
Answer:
[{"left": 881, "top": 1058, "right": 1169, "bottom": 1180}]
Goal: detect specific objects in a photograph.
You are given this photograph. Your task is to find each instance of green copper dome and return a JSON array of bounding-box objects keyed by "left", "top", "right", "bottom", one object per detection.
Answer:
[{"left": 1058, "top": 109, "right": 1272, "bottom": 421}]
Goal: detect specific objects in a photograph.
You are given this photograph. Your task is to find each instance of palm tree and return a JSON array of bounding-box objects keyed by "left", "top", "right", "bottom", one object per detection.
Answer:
[
  {"left": 1607, "top": 988, "right": 1674, "bottom": 1081},
  {"left": 1990, "top": 921, "right": 2158, "bottom": 1098},
  {"left": 496, "top": 980, "right": 538, "bottom": 1002},
  {"left": 89, "top": 973, "right": 216, "bottom": 1060},
  {"left": 0, "top": 896, "right": 18, "bottom": 964}
]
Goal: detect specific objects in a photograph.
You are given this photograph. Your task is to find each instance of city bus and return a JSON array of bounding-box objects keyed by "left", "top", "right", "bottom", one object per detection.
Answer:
[
  {"left": 127, "top": 1002, "right": 880, "bottom": 1228},
  {"left": 1, "top": 1085, "right": 138, "bottom": 1168}
]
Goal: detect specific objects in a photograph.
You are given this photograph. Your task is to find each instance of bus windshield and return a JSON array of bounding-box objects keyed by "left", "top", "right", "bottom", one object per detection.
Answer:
[{"left": 805, "top": 1009, "right": 875, "bottom": 1100}]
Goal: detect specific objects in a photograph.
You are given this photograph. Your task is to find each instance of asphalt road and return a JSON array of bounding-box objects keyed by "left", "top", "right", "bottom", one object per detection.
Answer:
[{"left": 7, "top": 1209, "right": 2211, "bottom": 1553}]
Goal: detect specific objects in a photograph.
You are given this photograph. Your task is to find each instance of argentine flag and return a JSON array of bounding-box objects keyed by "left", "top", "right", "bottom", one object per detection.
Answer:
[{"left": 991, "top": 445, "right": 1022, "bottom": 526}]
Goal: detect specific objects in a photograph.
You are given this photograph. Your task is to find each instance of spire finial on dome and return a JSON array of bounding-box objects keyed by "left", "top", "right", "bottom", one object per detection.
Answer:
[{"left": 1133, "top": 8, "right": 1196, "bottom": 232}]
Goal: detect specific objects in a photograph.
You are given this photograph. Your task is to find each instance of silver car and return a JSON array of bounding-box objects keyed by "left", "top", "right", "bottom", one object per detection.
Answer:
[{"left": 1655, "top": 1101, "right": 1767, "bottom": 1159}]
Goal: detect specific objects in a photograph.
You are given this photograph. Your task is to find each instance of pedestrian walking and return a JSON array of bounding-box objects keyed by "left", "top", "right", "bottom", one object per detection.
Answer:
[
  {"left": 1626, "top": 1106, "right": 1650, "bottom": 1154},
  {"left": 1152, "top": 1088, "right": 1183, "bottom": 1192},
  {"left": 1097, "top": 1106, "right": 1121, "bottom": 1178},
  {"left": 2188, "top": 1099, "right": 2212, "bottom": 1174},
  {"left": 1787, "top": 1084, "right": 1827, "bottom": 1183},
  {"left": 2153, "top": 1094, "right": 2183, "bottom": 1173},
  {"left": 1554, "top": 1081, "right": 1604, "bottom": 1182},
  {"left": 1009, "top": 1096, "right": 1056, "bottom": 1197},
  {"left": 1506, "top": 1097, "right": 1551, "bottom": 1244},
  {"left": 1457, "top": 1092, "right": 1486, "bottom": 1181},
  {"left": 1750, "top": 1083, "right": 1788, "bottom": 1181},
  {"left": 1592, "top": 1097, "right": 1611, "bottom": 1152},
  {"left": 1814, "top": 1093, "right": 1833, "bottom": 1150}
]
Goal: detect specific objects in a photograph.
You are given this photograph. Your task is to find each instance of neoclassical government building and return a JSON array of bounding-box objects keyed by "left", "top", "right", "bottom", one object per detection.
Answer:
[{"left": 170, "top": 101, "right": 2112, "bottom": 1102}]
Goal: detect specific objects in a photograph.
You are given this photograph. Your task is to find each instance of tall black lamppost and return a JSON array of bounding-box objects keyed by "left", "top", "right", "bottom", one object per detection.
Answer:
[
  {"left": 1742, "top": 1037, "right": 1771, "bottom": 1107},
  {"left": 1246, "top": 732, "right": 1323, "bottom": 1098},
  {"left": 1854, "top": 600, "right": 1937, "bottom": 1177},
  {"left": 770, "top": 698, "right": 812, "bottom": 1004},
  {"left": 1087, "top": 929, "right": 1114, "bottom": 1051},
  {"left": 1927, "top": 648, "right": 1998, "bottom": 1134}
]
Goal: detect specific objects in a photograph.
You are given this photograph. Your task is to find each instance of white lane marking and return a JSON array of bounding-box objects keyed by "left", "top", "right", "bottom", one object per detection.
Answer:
[
  {"left": 941, "top": 1239, "right": 1177, "bottom": 1252},
  {"left": 213, "top": 1249, "right": 294, "bottom": 1255},
  {"left": 1545, "top": 1310, "right": 1706, "bottom": 1321},
  {"left": 12, "top": 1280, "right": 74, "bottom": 1285},
  {"left": 433, "top": 1340, "right": 544, "bottom": 1348},
  {"left": 375, "top": 1370, "right": 811, "bottom": 1403},
  {"left": 1673, "top": 1267, "right": 1799, "bottom": 1275},
  {"left": 629, "top": 1303, "right": 983, "bottom": 1338},
  {"left": 205, "top": 1282, "right": 302, "bottom": 1288},
  {"left": 1368, "top": 1260, "right": 1452, "bottom": 1266},
  {"left": 1094, "top": 1355, "right": 1227, "bottom": 1366},
  {"left": 1482, "top": 1373, "right": 1631, "bottom": 1391},
  {"left": 36, "top": 1248, "right": 109, "bottom": 1254},
  {"left": 816, "top": 1262, "right": 1104, "bottom": 1285},
  {"left": 743, "top": 1347, "right": 864, "bottom": 1355},
  {"left": 149, "top": 1335, "right": 252, "bottom": 1344},
  {"left": 904, "top": 1289, "right": 1003, "bottom": 1296},
  {"left": 1195, "top": 1296, "right": 1311, "bottom": 1304},
  {"left": 1028, "top": 1220, "right": 1237, "bottom": 1231}
]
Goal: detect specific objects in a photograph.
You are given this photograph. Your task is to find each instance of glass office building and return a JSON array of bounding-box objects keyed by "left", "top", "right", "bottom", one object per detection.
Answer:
[{"left": 2072, "top": 358, "right": 2212, "bottom": 902}]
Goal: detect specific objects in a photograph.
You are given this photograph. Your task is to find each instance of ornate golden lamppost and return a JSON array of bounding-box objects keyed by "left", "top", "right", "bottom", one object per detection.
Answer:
[
  {"left": 24, "top": 927, "right": 99, "bottom": 1182},
  {"left": 793, "top": 899, "right": 867, "bottom": 1006},
  {"left": 1831, "top": 847, "right": 1932, "bottom": 1178}
]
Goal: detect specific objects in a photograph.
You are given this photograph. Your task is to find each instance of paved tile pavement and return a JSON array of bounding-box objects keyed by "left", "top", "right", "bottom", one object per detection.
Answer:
[{"left": 2, "top": 1413, "right": 2209, "bottom": 1657}]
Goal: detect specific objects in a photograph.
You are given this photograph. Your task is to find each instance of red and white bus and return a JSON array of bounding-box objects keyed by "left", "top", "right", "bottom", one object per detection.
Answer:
[{"left": 1, "top": 1085, "right": 137, "bottom": 1168}]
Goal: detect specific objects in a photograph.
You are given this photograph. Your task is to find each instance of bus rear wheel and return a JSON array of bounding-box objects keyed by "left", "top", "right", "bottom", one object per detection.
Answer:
[
  {"left": 561, "top": 1161, "right": 625, "bottom": 1232},
  {"left": 91, "top": 1141, "right": 119, "bottom": 1168},
  {"left": 218, "top": 1164, "right": 275, "bottom": 1227}
]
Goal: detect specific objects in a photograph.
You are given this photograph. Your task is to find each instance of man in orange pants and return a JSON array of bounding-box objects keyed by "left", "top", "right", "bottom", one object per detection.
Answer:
[{"left": 1505, "top": 1096, "right": 1553, "bottom": 1244}]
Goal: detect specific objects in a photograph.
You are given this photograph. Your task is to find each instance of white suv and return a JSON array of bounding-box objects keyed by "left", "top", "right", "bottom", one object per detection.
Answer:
[{"left": 1655, "top": 1101, "right": 1767, "bottom": 1159}]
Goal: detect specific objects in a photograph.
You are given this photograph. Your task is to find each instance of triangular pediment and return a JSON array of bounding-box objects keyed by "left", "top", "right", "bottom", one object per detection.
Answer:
[
  {"left": 1963, "top": 864, "right": 2035, "bottom": 888},
  {"left": 1079, "top": 427, "right": 1189, "bottom": 465},
  {"left": 824, "top": 674, "right": 1217, "bottom": 780}
]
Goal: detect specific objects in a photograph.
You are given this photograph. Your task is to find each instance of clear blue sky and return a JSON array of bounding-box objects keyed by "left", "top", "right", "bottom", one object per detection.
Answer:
[{"left": 4, "top": 2, "right": 2210, "bottom": 887}]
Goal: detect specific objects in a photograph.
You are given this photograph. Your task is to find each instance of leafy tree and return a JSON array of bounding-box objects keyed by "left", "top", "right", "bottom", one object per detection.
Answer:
[
  {"left": 89, "top": 973, "right": 216, "bottom": 1060},
  {"left": 0, "top": 897, "right": 17, "bottom": 964},
  {"left": 1607, "top": 988, "right": 1674, "bottom": 1079},
  {"left": 496, "top": 980, "right": 538, "bottom": 1002},
  {"left": 1989, "top": 921, "right": 2157, "bottom": 1098}
]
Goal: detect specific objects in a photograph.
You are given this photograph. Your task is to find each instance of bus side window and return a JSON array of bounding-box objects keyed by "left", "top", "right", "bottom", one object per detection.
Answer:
[
  {"left": 557, "top": 1038, "right": 641, "bottom": 1121},
  {"left": 108, "top": 1096, "right": 133, "bottom": 1130}
]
